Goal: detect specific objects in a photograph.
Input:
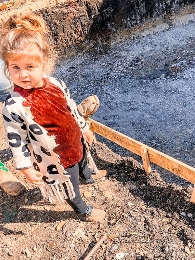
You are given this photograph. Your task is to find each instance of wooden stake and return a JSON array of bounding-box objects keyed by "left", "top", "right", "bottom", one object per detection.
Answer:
[
  {"left": 190, "top": 186, "right": 195, "bottom": 203},
  {"left": 84, "top": 235, "right": 107, "bottom": 260},
  {"left": 140, "top": 146, "right": 152, "bottom": 173},
  {"left": 86, "top": 119, "right": 97, "bottom": 143}
]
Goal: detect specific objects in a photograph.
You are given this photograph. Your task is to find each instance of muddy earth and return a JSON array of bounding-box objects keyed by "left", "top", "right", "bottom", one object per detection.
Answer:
[{"left": 1, "top": 2, "right": 195, "bottom": 260}]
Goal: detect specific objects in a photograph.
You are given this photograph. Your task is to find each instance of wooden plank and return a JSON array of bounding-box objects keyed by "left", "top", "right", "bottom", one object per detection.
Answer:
[
  {"left": 89, "top": 119, "right": 195, "bottom": 184},
  {"left": 140, "top": 146, "right": 152, "bottom": 173},
  {"left": 84, "top": 235, "right": 107, "bottom": 260}
]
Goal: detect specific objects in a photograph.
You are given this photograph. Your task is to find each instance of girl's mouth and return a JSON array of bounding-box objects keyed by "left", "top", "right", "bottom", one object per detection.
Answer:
[{"left": 21, "top": 81, "right": 30, "bottom": 84}]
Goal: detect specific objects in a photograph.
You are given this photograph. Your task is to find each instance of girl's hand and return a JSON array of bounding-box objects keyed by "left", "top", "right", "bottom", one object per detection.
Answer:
[
  {"left": 83, "top": 129, "right": 94, "bottom": 146},
  {"left": 21, "top": 168, "right": 43, "bottom": 185}
]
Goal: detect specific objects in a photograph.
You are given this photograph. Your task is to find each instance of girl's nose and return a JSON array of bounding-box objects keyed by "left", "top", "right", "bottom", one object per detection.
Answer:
[{"left": 19, "top": 70, "right": 28, "bottom": 78}]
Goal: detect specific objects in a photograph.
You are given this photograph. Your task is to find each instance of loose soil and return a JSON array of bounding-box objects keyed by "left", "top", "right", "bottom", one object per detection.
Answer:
[{"left": 1, "top": 103, "right": 195, "bottom": 260}]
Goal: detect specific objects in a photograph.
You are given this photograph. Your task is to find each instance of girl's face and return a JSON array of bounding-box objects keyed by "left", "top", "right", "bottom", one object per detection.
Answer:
[{"left": 8, "top": 50, "right": 45, "bottom": 90}]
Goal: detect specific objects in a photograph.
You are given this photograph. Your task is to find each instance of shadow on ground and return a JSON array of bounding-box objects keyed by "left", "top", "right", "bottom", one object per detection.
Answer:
[
  {"left": 92, "top": 143, "right": 195, "bottom": 230},
  {"left": 0, "top": 142, "right": 194, "bottom": 231}
]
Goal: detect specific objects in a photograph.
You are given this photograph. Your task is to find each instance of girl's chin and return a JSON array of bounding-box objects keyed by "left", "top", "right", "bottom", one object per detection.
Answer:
[
  {"left": 22, "top": 85, "right": 33, "bottom": 89},
  {"left": 18, "top": 80, "right": 44, "bottom": 89}
]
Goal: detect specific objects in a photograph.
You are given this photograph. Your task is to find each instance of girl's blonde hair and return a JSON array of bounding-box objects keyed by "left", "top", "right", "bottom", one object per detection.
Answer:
[{"left": 1, "top": 12, "right": 56, "bottom": 76}]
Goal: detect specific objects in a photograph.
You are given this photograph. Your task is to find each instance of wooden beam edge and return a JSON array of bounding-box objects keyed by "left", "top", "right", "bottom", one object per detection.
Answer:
[{"left": 89, "top": 119, "right": 195, "bottom": 184}]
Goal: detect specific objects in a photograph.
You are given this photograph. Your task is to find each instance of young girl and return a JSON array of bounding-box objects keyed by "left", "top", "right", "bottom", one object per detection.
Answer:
[{"left": 1, "top": 13, "right": 105, "bottom": 222}]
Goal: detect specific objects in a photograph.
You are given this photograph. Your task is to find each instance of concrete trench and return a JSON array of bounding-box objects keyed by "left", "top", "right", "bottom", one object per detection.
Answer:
[
  {"left": 1, "top": 1, "right": 195, "bottom": 185},
  {"left": 0, "top": 1, "right": 195, "bottom": 55},
  {"left": 28, "top": 1, "right": 195, "bottom": 55}
]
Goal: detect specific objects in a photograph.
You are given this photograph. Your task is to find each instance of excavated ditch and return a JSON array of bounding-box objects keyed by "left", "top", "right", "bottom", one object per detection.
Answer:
[{"left": 52, "top": 5, "right": 195, "bottom": 186}]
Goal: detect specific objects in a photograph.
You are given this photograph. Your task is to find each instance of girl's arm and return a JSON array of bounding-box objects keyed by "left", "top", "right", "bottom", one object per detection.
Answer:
[
  {"left": 83, "top": 128, "right": 94, "bottom": 145},
  {"left": 2, "top": 97, "right": 32, "bottom": 170},
  {"left": 3, "top": 98, "right": 43, "bottom": 185}
]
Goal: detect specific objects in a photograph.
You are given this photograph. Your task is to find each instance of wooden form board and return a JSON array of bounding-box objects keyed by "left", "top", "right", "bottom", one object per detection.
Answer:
[{"left": 89, "top": 119, "right": 195, "bottom": 185}]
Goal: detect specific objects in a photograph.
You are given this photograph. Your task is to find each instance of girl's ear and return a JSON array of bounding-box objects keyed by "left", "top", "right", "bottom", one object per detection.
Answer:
[{"left": 42, "top": 58, "right": 49, "bottom": 74}]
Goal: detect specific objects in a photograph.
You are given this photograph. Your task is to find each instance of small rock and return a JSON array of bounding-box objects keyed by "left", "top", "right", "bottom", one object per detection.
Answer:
[
  {"left": 33, "top": 190, "right": 40, "bottom": 195},
  {"left": 185, "top": 246, "right": 191, "bottom": 255},
  {"left": 73, "top": 228, "right": 88, "bottom": 240},
  {"left": 129, "top": 184, "right": 137, "bottom": 191},
  {"left": 129, "top": 172, "right": 136, "bottom": 178},
  {"left": 24, "top": 247, "right": 31, "bottom": 258},
  {"left": 136, "top": 257, "right": 145, "bottom": 260},
  {"left": 56, "top": 221, "right": 66, "bottom": 231},
  {"left": 108, "top": 219, "right": 117, "bottom": 225},
  {"left": 188, "top": 242, "right": 192, "bottom": 247},
  {"left": 8, "top": 251, "right": 13, "bottom": 256},
  {"left": 83, "top": 191, "right": 92, "bottom": 198},
  {"left": 115, "top": 252, "right": 125, "bottom": 259},
  {"left": 104, "top": 190, "right": 113, "bottom": 198},
  {"left": 32, "top": 245, "right": 37, "bottom": 252},
  {"left": 69, "top": 243, "right": 75, "bottom": 248},
  {"left": 4, "top": 248, "right": 9, "bottom": 254},
  {"left": 112, "top": 245, "right": 119, "bottom": 250}
]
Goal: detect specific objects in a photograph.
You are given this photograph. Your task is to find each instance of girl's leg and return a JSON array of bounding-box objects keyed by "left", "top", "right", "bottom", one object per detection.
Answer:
[
  {"left": 64, "top": 163, "right": 106, "bottom": 222},
  {"left": 64, "top": 163, "right": 89, "bottom": 214},
  {"left": 79, "top": 140, "right": 95, "bottom": 183}
]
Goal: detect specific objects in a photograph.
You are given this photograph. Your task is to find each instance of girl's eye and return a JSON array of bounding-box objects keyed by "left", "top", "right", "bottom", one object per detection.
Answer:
[
  {"left": 13, "top": 66, "right": 19, "bottom": 69},
  {"left": 27, "top": 65, "right": 33, "bottom": 69}
]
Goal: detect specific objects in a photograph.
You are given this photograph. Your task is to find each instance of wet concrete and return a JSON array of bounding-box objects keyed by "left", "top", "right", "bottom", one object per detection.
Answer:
[{"left": 53, "top": 8, "right": 195, "bottom": 185}]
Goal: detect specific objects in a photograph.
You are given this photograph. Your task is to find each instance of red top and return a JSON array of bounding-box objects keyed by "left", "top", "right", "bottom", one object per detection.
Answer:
[{"left": 14, "top": 78, "right": 83, "bottom": 168}]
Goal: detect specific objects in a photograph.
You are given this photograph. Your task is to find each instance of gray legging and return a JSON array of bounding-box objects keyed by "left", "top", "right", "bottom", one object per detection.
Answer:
[
  {"left": 64, "top": 140, "right": 94, "bottom": 215},
  {"left": 65, "top": 163, "right": 88, "bottom": 214}
]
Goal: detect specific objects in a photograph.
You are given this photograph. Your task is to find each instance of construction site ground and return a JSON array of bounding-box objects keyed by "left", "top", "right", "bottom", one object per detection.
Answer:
[
  {"left": 1, "top": 102, "right": 195, "bottom": 260},
  {"left": 1, "top": 2, "right": 195, "bottom": 259}
]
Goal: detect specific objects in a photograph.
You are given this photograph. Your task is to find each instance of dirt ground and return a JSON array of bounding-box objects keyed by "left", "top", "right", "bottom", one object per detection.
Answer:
[
  {"left": 1, "top": 103, "right": 195, "bottom": 260},
  {"left": 1, "top": 1, "right": 195, "bottom": 259}
]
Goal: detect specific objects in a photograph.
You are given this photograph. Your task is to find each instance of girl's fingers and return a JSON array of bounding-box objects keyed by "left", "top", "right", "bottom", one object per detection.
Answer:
[
  {"left": 36, "top": 172, "right": 43, "bottom": 177},
  {"left": 36, "top": 173, "right": 43, "bottom": 180}
]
